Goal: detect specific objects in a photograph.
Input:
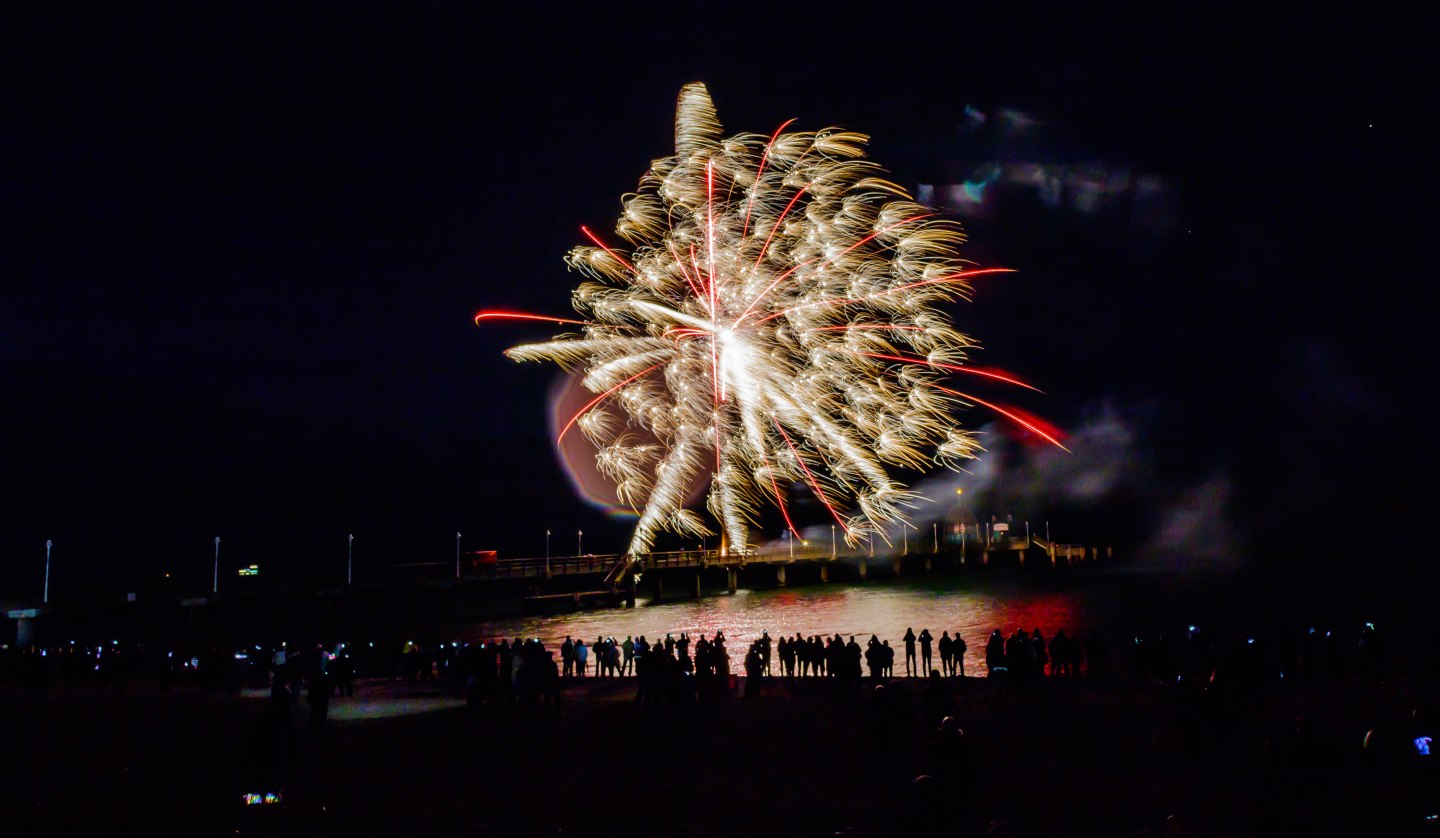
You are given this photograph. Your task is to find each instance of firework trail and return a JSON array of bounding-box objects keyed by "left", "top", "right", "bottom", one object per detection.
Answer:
[{"left": 479, "top": 83, "right": 1055, "bottom": 558}]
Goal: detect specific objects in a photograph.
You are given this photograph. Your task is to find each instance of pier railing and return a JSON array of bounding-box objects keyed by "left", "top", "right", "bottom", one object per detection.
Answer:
[
  {"left": 481, "top": 539, "right": 1026, "bottom": 581},
  {"left": 378, "top": 531, "right": 1118, "bottom": 585}
]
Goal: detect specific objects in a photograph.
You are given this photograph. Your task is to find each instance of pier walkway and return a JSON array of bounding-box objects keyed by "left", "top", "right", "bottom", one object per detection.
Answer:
[{"left": 475, "top": 535, "right": 1113, "bottom": 612}]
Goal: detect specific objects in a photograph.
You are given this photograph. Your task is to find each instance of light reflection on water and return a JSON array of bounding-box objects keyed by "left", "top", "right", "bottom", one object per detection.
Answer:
[{"left": 461, "top": 577, "right": 1097, "bottom": 649}]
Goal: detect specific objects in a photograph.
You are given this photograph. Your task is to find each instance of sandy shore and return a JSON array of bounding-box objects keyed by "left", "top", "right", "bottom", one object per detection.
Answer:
[{"left": 3, "top": 666, "right": 1437, "bottom": 837}]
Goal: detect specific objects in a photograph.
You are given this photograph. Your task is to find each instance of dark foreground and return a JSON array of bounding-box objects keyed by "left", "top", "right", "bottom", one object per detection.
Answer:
[{"left": 3, "top": 666, "right": 1438, "bottom": 838}]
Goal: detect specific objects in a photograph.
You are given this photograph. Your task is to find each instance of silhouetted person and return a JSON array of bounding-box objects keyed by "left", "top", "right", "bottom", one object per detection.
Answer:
[
  {"left": 845, "top": 635, "right": 863, "bottom": 695},
  {"left": 307, "top": 664, "right": 331, "bottom": 737},
  {"left": 866, "top": 635, "right": 883, "bottom": 682},
  {"left": 904, "top": 628, "right": 918, "bottom": 677},
  {"left": 984, "top": 630, "right": 1008, "bottom": 700},
  {"left": 540, "top": 651, "right": 562, "bottom": 717},
  {"left": 919, "top": 629, "right": 934, "bottom": 674},
  {"left": 333, "top": 644, "right": 355, "bottom": 696},
  {"left": 744, "top": 644, "right": 763, "bottom": 698},
  {"left": 715, "top": 635, "right": 731, "bottom": 691},
  {"left": 1007, "top": 629, "right": 1030, "bottom": 681},
  {"left": 1030, "top": 628, "right": 1048, "bottom": 678},
  {"left": 923, "top": 716, "right": 968, "bottom": 785}
]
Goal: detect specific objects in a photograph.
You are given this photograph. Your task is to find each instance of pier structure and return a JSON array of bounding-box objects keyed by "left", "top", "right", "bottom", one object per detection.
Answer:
[
  {"left": 507, "top": 531, "right": 1109, "bottom": 612},
  {"left": 6, "top": 528, "right": 1115, "bottom": 641}
]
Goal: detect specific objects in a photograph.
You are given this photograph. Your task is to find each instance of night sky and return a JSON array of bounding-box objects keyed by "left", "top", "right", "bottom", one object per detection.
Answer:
[{"left": 3, "top": 4, "right": 1436, "bottom": 596}]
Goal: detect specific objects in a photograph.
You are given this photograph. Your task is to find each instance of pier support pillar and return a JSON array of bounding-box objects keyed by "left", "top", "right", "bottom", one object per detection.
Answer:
[
  {"left": 923, "top": 556, "right": 932, "bottom": 572},
  {"left": 892, "top": 559, "right": 902, "bottom": 576},
  {"left": 981, "top": 550, "right": 989, "bottom": 566},
  {"left": 693, "top": 571, "right": 702, "bottom": 598},
  {"left": 15, "top": 617, "right": 33, "bottom": 648},
  {"left": 727, "top": 567, "right": 737, "bottom": 594},
  {"left": 820, "top": 563, "right": 829, "bottom": 583},
  {"left": 1106, "top": 545, "right": 1113, "bottom": 562},
  {"left": 858, "top": 561, "right": 867, "bottom": 579},
  {"left": 650, "top": 573, "right": 664, "bottom": 604},
  {"left": 625, "top": 576, "right": 637, "bottom": 608},
  {"left": 776, "top": 565, "right": 787, "bottom": 587}
]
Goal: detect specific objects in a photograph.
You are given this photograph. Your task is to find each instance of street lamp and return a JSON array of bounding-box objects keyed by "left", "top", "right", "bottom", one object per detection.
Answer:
[
  {"left": 213, "top": 537, "right": 220, "bottom": 593},
  {"left": 932, "top": 522, "right": 938, "bottom": 554},
  {"left": 348, "top": 533, "right": 354, "bottom": 586},
  {"left": 545, "top": 529, "right": 551, "bottom": 574},
  {"left": 902, "top": 524, "right": 908, "bottom": 556},
  {"left": 455, "top": 532, "right": 461, "bottom": 579},
  {"left": 578, "top": 529, "right": 583, "bottom": 557},
  {"left": 830, "top": 525, "right": 836, "bottom": 560},
  {"left": 43, "top": 539, "right": 52, "bottom": 604}
]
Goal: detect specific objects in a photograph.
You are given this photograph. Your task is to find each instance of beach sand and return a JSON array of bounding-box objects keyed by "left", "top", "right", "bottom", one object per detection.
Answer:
[{"left": 2, "top": 667, "right": 1435, "bottom": 837}]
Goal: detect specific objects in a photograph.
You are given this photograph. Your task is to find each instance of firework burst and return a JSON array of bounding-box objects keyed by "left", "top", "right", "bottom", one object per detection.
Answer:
[{"left": 479, "top": 84, "right": 1058, "bottom": 557}]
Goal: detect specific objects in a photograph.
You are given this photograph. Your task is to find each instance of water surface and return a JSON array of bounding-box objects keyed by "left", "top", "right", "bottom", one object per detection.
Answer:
[{"left": 461, "top": 574, "right": 1120, "bottom": 649}]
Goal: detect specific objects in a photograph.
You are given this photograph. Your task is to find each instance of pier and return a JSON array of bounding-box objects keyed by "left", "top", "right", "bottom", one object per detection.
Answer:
[
  {"left": 6, "top": 532, "right": 1115, "bottom": 644},
  {"left": 490, "top": 533, "right": 1112, "bottom": 613}
]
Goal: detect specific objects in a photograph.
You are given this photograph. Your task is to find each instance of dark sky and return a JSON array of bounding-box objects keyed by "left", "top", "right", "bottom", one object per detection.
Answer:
[{"left": 3, "top": 4, "right": 1436, "bottom": 596}]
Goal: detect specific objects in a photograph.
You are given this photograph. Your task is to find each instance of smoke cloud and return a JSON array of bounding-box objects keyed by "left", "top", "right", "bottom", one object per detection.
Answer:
[{"left": 896, "top": 401, "right": 1244, "bottom": 570}]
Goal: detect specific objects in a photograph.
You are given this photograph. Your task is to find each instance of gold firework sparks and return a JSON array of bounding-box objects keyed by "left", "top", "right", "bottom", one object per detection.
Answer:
[{"left": 480, "top": 83, "right": 1047, "bottom": 557}]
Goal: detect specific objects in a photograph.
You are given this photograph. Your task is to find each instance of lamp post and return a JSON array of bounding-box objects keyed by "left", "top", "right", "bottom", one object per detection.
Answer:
[
  {"left": 213, "top": 537, "right": 220, "bottom": 593},
  {"left": 578, "top": 529, "right": 583, "bottom": 557},
  {"left": 545, "top": 530, "right": 551, "bottom": 575},
  {"left": 784, "top": 530, "right": 792, "bottom": 559},
  {"left": 932, "top": 523, "right": 938, "bottom": 554},
  {"left": 347, "top": 533, "right": 354, "bottom": 586},
  {"left": 43, "top": 539, "right": 52, "bottom": 604},
  {"left": 830, "top": 525, "right": 836, "bottom": 560},
  {"left": 455, "top": 532, "right": 461, "bottom": 579},
  {"left": 902, "top": 525, "right": 908, "bottom": 556}
]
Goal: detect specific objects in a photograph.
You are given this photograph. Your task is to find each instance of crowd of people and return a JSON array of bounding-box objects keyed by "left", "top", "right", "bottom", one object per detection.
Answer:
[
  {"left": 2, "top": 618, "right": 1426, "bottom": 698},
  {"left": 6, "top": 616, "right": 1439, "bottom": 831},
  {"left": 5, "top": 617, "right": 1436, "bottom": 756}
]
